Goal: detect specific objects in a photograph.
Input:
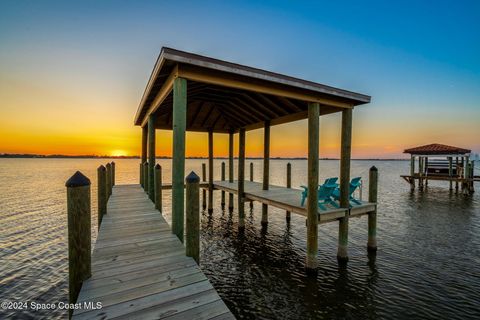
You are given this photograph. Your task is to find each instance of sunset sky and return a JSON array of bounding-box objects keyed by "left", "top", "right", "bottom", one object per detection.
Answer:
[{"left": 1, "top": 0, "right": 479, "bottom": 158}]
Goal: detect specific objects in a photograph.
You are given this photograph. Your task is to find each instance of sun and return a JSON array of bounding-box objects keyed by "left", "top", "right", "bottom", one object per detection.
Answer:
[{"left": 111, "top": 150, "right": 127, "bottom": 157}]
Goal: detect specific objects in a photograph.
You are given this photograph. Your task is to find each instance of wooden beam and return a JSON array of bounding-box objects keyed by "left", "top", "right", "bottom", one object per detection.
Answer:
[
  {"left": 261, "top": 121, "right": 270, "bottom": 227},
  {"left": 177, "top": 64, "right": 353, "bottom": 108},
  {"left": 240, "top": 93, "right": 279, "bottom": 118},
  {"left": 140, "top": 65, "right": 178, "bottom": 127},
  {"left": 148, "top": 115, "right": 156, "bottom": 202},
  {"left": 200, "top": 103, "right": 216, "bottom": 128},
  {"left": 238, "top": 128, "right": 246, "bottom": 229},
  {"left": 172, "top": 77, "right": 187, "bottom": 243},
  {"left": 306, "top": 102, "right": 319, "bottom": 272},
  {"left": 250, "top": 92, "right": 288, "bottom": 116},
  {"left": 338, "top": 108, "right": 352, "bottom": 262},
  {"left": 232, "top": 97, "right": 269, "bottom": 122},
  {"left": 275, "top": 96, "right": 303, "bottom": 112},
  {"left": 208, "top": 130, "right": 214, "bottom": 213},
  {"left": 188, "top": 101, "right": 205, "bottom": 128}
]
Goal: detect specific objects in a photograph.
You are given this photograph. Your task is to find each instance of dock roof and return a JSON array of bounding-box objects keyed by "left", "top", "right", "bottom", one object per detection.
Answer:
[
  {"left": 134, "top": 47, "right": 371, "bottom": 132},
  {"left": 404, "top": 143, "right": 471, "bottom": 155}
]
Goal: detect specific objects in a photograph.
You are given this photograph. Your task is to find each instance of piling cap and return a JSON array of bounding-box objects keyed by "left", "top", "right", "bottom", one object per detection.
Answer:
[
  {"left": 155, "top": 163, "right": 161, "bottom": 169},
  {"left": 98, "top": 165, "right": 106, "bottom": 171},
  {"left": 370, "top": 166, "right": 378, "bottom": 172},
  {"left": 106, "top": 162, "right": 111, "bottom": 167},
  {"left": 185, "top": 171, "right": 200, "bottom": 183},
  {"left": 111, "top": 161, "right": 115, "bottom": 165},
  {"left": 66, "top": 171, "right": 91, "bottom": 187}
]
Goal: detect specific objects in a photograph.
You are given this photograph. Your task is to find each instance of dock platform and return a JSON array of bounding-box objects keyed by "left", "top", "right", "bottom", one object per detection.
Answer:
[
  {"left": 212, "top": 180, "right": 376, "bottom": 223},
  {"left": 72, "top": 184, "right": 234, "bottom": 320}
]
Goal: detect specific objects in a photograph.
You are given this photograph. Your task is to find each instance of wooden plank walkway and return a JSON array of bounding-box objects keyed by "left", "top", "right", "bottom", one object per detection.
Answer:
[
  {"left": 213, "top": 181, "right": 376, "bottom": 223},
  {"left": 72, "top": 184, "right": 234, "bottom": 320}
]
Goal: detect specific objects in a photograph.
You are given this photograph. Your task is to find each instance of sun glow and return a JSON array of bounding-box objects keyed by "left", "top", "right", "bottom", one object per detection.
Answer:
[{"left": 111, "top": 150, "right": 127, "bottom": 157}]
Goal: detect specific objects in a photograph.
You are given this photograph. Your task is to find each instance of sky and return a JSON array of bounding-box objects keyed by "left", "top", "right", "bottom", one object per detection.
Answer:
[{"left": 0, "top": 0, "right": 479, "bottom": 158}]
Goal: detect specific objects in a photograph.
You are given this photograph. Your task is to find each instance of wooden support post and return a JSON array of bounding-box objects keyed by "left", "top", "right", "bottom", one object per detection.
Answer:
[
  {"left": 185, "top": 171, "right": 200, "bottom": 264},
  {"left": 306, "top": 102, "right": 319, "bottom": 272},
  {"left": 143, "top": 162, "right": 149, "bottom": 194},
  {"left": 367, "top": 166, "right": 378, "bottom": 252},
  {"left": 111, "top": 161, "right": 115, "bottom": 186},
  {"left": 139, "top": 163, "right": 143, "bottom": 187},
  {"left": 418, "top": 156, "right": 423, "bottom": 189},
  {"left": 455, "top": 157, "right": 459, "bottom": 191},
  {"left": 106, "top": 162, "right": 112, "bottom": 198},
  {"left": 249, "top": 162, "right": 254, "bottom": 209},
  {"left": 471, "top": 161, "right": 475, "bottom": 192},
  {"left": 97, "top": 165, "right": 106, "bottom": 229},
  {"left": 228, "top": 130, "right": 234, "bottom": 211},
  {"left": 424, "top": 157, "right": 428, "bottom": 187},
  {"left": 262, "top": 121, "right": 270, "bottom": 227},
  {"left": 148, "top": 115, "right": 156, "bottom": 202},
  {"left": 410, "top": 155, "right": 415, "bottom": 190},
  {"left": 448, "top": 157, "right": 453, "bottom": 190},
  {"left": 238, "top": 128, "right": 246, "bottom": 229},
  {"left": 221, "top": 162, "right": 226, "bottom": 207},
  {"left": 141, "top": 126, "right": 147, "bottom": 187},
  {"left": 172, "top": 77, "right": 187, "bottom": 242},
  {"left": 202, "top": 163, "right": 207, "bottom": 209},
  {"left": 155, "top": 164, "right": 162, "bottom": 212},
  {"left": 286, "top": 162, "right": 292, "bottom": 222},
  {"left": 66, "top": 171, "right": 91, "bottom": 312},
  {"left": 337, "top": 108, "right": 352, "bottom": 262},
  {"left": 208, "top": 130, "right": 214, "bottom": 213}
]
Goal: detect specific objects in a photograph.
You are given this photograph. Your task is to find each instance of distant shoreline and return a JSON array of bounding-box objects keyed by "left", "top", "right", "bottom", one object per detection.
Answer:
[{"left": 0, "top": 154, "right": 408, "bottom": 161}]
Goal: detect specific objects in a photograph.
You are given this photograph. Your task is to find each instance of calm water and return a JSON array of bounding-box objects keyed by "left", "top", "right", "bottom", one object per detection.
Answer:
[{"left": 0, "top": 158, "right": 479, "bottom": 319}]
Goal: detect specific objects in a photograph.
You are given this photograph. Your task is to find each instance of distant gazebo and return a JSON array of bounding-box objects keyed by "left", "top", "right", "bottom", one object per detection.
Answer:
[{"left": 401, "top": 143, "right": 476, "bottom": 193}]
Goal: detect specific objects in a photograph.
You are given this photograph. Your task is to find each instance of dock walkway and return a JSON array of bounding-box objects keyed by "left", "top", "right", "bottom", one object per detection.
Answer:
[{"left": 72, "top": 184, "right": 234, "bottom": 320}]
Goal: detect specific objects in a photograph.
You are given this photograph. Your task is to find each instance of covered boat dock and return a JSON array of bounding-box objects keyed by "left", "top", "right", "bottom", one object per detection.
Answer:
[{"left": 134, "top": 47, "right": 375, "bottom": 271}]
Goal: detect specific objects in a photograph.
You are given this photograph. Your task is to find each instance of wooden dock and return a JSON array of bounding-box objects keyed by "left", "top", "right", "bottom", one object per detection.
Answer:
[
  {"left": 212, "top": 180, "right": 376, "bottom": 223},
  {"left": 72, "top": 184, "right": 234, "bottom": 320}
]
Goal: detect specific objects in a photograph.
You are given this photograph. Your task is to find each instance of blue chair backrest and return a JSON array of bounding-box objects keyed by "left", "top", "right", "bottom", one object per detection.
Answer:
[{"left": 349, "top": 177, "right": 362, "bottom": 194}]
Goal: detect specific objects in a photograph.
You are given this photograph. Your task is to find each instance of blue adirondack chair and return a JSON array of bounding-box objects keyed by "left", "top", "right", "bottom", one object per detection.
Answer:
[
  {"left": 300, "top": 177, "right": 338, "bottom": 208},
  {"left": 331, "top": 177, "right": 362, "bottom": 206}
]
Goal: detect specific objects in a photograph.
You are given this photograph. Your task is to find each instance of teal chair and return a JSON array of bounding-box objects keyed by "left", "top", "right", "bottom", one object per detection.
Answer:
[
  {"left": 332, "top": 177, "right": 362, "bottom": 206},
  {"left": 300, "top": 177, "right": 338, "bottom": 208}
]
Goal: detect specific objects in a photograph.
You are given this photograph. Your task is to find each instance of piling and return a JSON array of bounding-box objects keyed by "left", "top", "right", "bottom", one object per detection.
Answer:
[
  {"left": 337, "top": 108, "right": 352, "bottom": 262},
  {"left": 141, "top": 125, "right": 147, "bottom": 185},
  {"left": 228, "top": 131, "right": 234, "bottom": 211},
  {"left": 208, "top": 131, "right": 214, "bottom": 213},
  {"left": 367, "top": 166, "right": 378, "bottom": 252},
  {"left": 306, "top": 102, "right": 319, "bottom": 272},
  {"left": 106, "top": 162, "right": 112, "bottom": 198},
  {"left": 448, "top": 157, "right": 453, "bottom": 190},
  {"left": 286, "top": 162, "right": 292, "bottom": 222},
  {"left": 66, "top": 171, "right": 91, "bottom": 314},
  {"left": 148, "top": 115, "right": 156, "bottom": 202},
  {"left": 97, "top": 165, "right": 107, "bottom": 229},
  {"left": 154, "top": 164, "right": 162, "bottom": 212},
  {"left": 410, "top": 155, "right": 415, "bottom": 190},
  {"left": 221, "top": 162, "right": 226, "bottom": 207},
  {"left": 143, "top": 162, "right": 149, "bottom": 193},
  {"left": 249, "top": 162, "right": 254, "bottom": 209},
  {"left": 238, "top": 128, "right": 246, "bottom": 229},
  {"left": 202, "top": 163, "right": 207, "bottom": 209},
  {"left": 185, "top": 171, "right": 200, "bottom": 264},
  {"left": 140, "top": 162, "right": 144, "bottom": 187},
  {"left": 262, "top": 121, "right": 270, "bottom": 227},
  {"left": 111, "top": 161, "right": 115, "bottom": 186},
  {"left": 455, "top": 157, "right": 459, "bottom": 191}
]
